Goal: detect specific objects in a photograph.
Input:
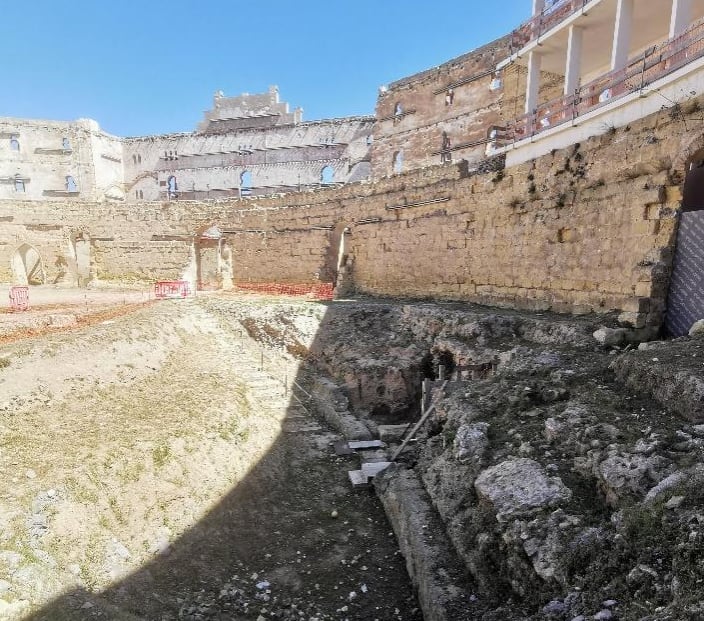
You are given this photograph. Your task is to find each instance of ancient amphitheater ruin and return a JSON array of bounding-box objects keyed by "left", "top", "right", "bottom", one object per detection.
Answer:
[{"left": 3, "top": 0, "right": 704, "bottom": 619}]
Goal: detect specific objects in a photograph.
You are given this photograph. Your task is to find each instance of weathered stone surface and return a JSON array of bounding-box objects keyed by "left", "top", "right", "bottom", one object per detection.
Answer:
[
  {"left": 453, "top": 422, "right": 489, "bottom": 464},
  {"left": 593, "top": 327, "right": 628, "bottom": 346},
  {"left": 475, "top": 458, "right": 572, "bottom": 521},
  {"left": 597, "top": 453, "right": 672, "bottom": 505}
]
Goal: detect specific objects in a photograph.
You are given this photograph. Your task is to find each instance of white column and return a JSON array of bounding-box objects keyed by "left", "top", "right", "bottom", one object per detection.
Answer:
[
  {"left": 532, "top": 0, "right": 545, "bottom": 16},
  {"left": 670, "top": 0, "right": 692, "bottom": 38},
  {"left": 526, "top": 51, "right": 542, "bottom": 114},
  {"left": 611, "top": 0, "right": 634, "bottom": 71},
  {"left": 564, "top": 25, "right": 583, "bottom": 95}
]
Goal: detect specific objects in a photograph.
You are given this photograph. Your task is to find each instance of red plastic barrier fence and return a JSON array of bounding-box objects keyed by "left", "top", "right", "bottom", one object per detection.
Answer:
[
  {"left": 154, "top": 280, "right": 190, "bottom": 299},
  {"left": 235, "top": 282, "right": 334, "bottom": 300},
  {"left": 9, "top": 286, "right": 29, "bottom": 311}
]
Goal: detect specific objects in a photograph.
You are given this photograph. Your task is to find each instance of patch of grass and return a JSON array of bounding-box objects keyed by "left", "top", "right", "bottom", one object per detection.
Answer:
[{"left": 152, "top": 443, "right": 171, "bottom": 468}]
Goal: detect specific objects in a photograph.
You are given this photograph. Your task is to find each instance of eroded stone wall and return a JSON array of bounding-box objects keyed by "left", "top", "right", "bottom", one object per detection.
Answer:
[{"left": 1, "top": 99, "right": 699, "bottom": 327}]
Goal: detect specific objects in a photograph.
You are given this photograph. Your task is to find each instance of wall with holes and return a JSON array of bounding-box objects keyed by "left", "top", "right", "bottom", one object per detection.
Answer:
[
  {"left": 0, "top": 97, "right": 699, "bottom": 329},
  {"left": 0, "top": 118, "right": 124, "bottom": 202},
  {"left": 370, "top": 36, "right": 512, "bottom": 179}
]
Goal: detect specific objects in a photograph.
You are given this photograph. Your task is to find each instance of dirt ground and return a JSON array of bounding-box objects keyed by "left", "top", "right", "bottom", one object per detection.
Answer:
[{"left": 0, "top": 290, "right": 420, "bottom": 620}]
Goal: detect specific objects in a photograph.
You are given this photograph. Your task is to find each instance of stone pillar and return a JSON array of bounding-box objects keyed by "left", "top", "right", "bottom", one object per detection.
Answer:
[
  {"left": 670, "top": 0, "right": 692, "bottom": 38},
  {"left": 526, "top": 51, "right": 542, "bottom": 114},
  {"left": 533, "top": 0, "right": 545, "bottom": 16},
  {"left": 564, "top": 25, "right": 583, "bottom": 95},
  {"left": 611, "top": 0, "right": 634, "bottom": 71}
]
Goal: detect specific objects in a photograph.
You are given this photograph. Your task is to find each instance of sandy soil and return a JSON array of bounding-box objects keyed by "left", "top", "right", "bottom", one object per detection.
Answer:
[{"left": 0, "top": 294, "right": 420, "bottom": 620}]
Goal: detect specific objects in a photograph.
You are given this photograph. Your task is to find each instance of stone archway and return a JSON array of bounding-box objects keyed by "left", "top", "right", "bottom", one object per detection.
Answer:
[
  {"left": 72, "top": 233, "right": 92, "bottom": 287},
  {"left": 195, "top": 225, "right": 231, "bottom": 290},
  {"left": 11, "top": 244, "right": 45, "bottom": 285}
]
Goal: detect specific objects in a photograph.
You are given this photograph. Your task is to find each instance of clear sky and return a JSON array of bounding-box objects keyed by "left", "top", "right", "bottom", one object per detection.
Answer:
[{"left": 5, "top": 1, "right": 530, "bottom": 137}]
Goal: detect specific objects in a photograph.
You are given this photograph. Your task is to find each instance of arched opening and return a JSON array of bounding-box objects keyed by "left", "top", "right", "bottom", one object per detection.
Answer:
[
  {"left": 66, "top": 175, "right": 78, "bottom": 193},
  {"left": 394, "top": 102, "right": 403, "bottom": 117},
  {"left": 14, "top": 175, "right": 25, "bottom": 193},
  {"left": 62, "top": 137, "right": 71, "bottom": 151},
  {"left": 167, "top": 175, "right": 178, "bottom": 199},
  {"left": 393, "top": 150, "right": 404, "bottom": 174},
  {"left": 10, "top": 135, "right": 19, "bottom": 151},
  {"left": 72, "top": 234, "right": 92, "bottom": 287},
  {"left": 321, "top": 166, "right": 334, "bottom": 184},
  {"left": 240, "top": 170, "right": 252, "bottom": 196},
  {"left": 11, "top": 244, "right": 45, "bottom": 285}
]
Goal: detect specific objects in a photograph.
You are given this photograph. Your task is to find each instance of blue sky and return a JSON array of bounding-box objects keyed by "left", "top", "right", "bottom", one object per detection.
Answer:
[{"left": 7, "top": 1, "right": 530, "bottom": 136}]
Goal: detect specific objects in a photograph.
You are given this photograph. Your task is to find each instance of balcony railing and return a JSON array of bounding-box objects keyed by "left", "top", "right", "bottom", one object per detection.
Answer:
[
  {"left": 495, "top": 18, "right": 704, "bottom": 147},
  {"left": 510, "top": 0, "right": 590, "bottom": 53}
]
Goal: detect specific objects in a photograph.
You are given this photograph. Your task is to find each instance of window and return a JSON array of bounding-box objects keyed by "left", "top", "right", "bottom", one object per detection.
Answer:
[
  {"left": 62, "top": 137, "right": 71, "bottom": 151},
  {"left": 139, "top": 190, "right": 144, "bottom": 199},
  {"left": 132, "top": 155, "right": 137, "bottom": 164},
  {"left": 445, "top": 88, "right": 454, "bottom": 106},
  {"left": 167, "top": 175, "right": 178, "bottom": 198},
  {"left": 14, "top": 175, "right": 25, "bottom": 192},
  {"left": 135, "top": 190, "right": 139, "bottom": 199},
  {"left": 394, "top": 102, "right": 403, "bottom": 116},
  {"left": 65, "top": 175, "right": 77, "bottom": 192},
  {"left": 10, "top": 136, "right": 19, "bottom": 151},
  {"left": 490, "top": 72, "right": 503, "bottom": 91},
  {"left": 441, "top": 132, "right": 452, "bottom": 164},
  {"left": 137, "top": 154, "right": 142, "bottom": 164},
  {"left": 321, "top": 166, "right": 334, "bottom": 184},
  {"left": 366, "top": 134, "right": 373, "bottom": 146},
  {"left": 393, "top": 150, "right": 404, "bottom": 174},
  {"left": 240, "top": 170, "right": 252, "bottom": 195}
]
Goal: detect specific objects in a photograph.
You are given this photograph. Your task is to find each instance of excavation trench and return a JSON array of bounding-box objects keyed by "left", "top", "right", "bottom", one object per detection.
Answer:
[{"left": 0, "top": 297, "right": 420, "bottom": 621}]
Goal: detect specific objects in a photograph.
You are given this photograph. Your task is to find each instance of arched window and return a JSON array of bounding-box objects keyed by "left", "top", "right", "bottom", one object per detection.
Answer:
[
  {"left": 139, "top": 190, "right": 144, "bottom": 199},
  {"left": 167, "top": 175, "right": 178, "bottom": 198},
  {"left": 62, "top": 137, "right": 71, "bottom": 151},
  {"left": 14, "top": 175, "right": 25, "bottom": 192},
  {"left": 240, "top": 170, "right": 252, "bottom": 196},
  {"left": 65, "top": 175, "right": 77, "bottom": 192},
  {"left": 393, "top": 150, "right": 404, "bottom": 174},
  {"left": 10, "top": 136, "right": 19, "bottom": 151},
  {"left": 321, "top": 166, "right": 334, "bottom": 184},
  {"left": 132, "top": 155, "right": 137, "bottom": 164},
  {"left": 137, "top": 154, "right": 142, "bottom": 164},
  {"left": 394, "top": 102, "right": 403, "bottom": 116}
]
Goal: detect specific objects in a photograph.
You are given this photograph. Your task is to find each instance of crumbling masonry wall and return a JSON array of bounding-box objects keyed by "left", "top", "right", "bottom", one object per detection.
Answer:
[{"left": 0, "top": 101, "right": 698, "bottom": 327}]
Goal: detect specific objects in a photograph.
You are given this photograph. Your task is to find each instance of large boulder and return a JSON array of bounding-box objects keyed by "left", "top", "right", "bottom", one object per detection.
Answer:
[
  {"left": 596, "top": 453, "right": 672, "bottom": 506},
  {"left": 475, "top": 458, "right": 572, "bottom": 522},
  {"left": 453, "top": 422, "right": 490, "bottom": 465}
]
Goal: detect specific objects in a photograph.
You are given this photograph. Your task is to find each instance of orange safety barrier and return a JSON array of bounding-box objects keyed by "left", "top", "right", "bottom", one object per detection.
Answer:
[
  {"left": 154, "top": 280, "right": 190, "bottom": 299},
  {"left": 236, "top": 282, "right": 334, "bottom": 300},
  {"left": 9, "top": 286, "right": 29, "bottom": 311}
]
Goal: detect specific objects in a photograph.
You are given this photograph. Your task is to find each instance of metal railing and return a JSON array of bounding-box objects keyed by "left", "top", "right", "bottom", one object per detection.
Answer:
[
  {"left": 510, "top": 0, "right": 590, "bottom": 53},
  {"left": 495, "top": 18, "right": 704, "bottom": 147}
]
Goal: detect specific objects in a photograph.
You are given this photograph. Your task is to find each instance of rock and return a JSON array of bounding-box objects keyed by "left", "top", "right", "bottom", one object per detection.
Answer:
[
  {"left": 594, "top": 609, "right": 613, "bottom": 620},
  {"left": 542, "top": 599, "right": 567, "bottom": 617},
  {"left": 597, "top": 453, "right": 672, "bottom": 505},
  {"left": 453, "top": 422, "right": 489, "bottom": 465},
  {"left": 643, "top": 471, "right": 686, "bottom": 505},
  {"left": 665, "top": 495, "right": 685, "bottom": 510},
  {"left": 602, "top": 599, "right": 618, "bottom": 607},
  {"left": 689, "top": 319, "right": 704, "bottom": 336},
  {"left": 25, "top": 469, "right": 36, "bottom": 479},
  {"left": 475, "top": 458, "right": 572, "bottom": 522},
  {"left": 47, "top": 314, "right": 77, "bottom": 328},
  {"left": 544, "top": 417, "right": 565, "bottom": 442},
  {"left": 593, "top": 327, "right": 627, "bottom": 346}
]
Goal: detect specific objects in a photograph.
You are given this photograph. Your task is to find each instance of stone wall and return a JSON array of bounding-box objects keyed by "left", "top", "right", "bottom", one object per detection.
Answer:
[
  {"left": 0, "top": 118, "right": 124, "bottom": 203},
  {"left": 371, "top": 37, "right": 512, "bottom": 179},
  {"left": 0, "top": 99, "right": 699, "bottom": 328}
]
